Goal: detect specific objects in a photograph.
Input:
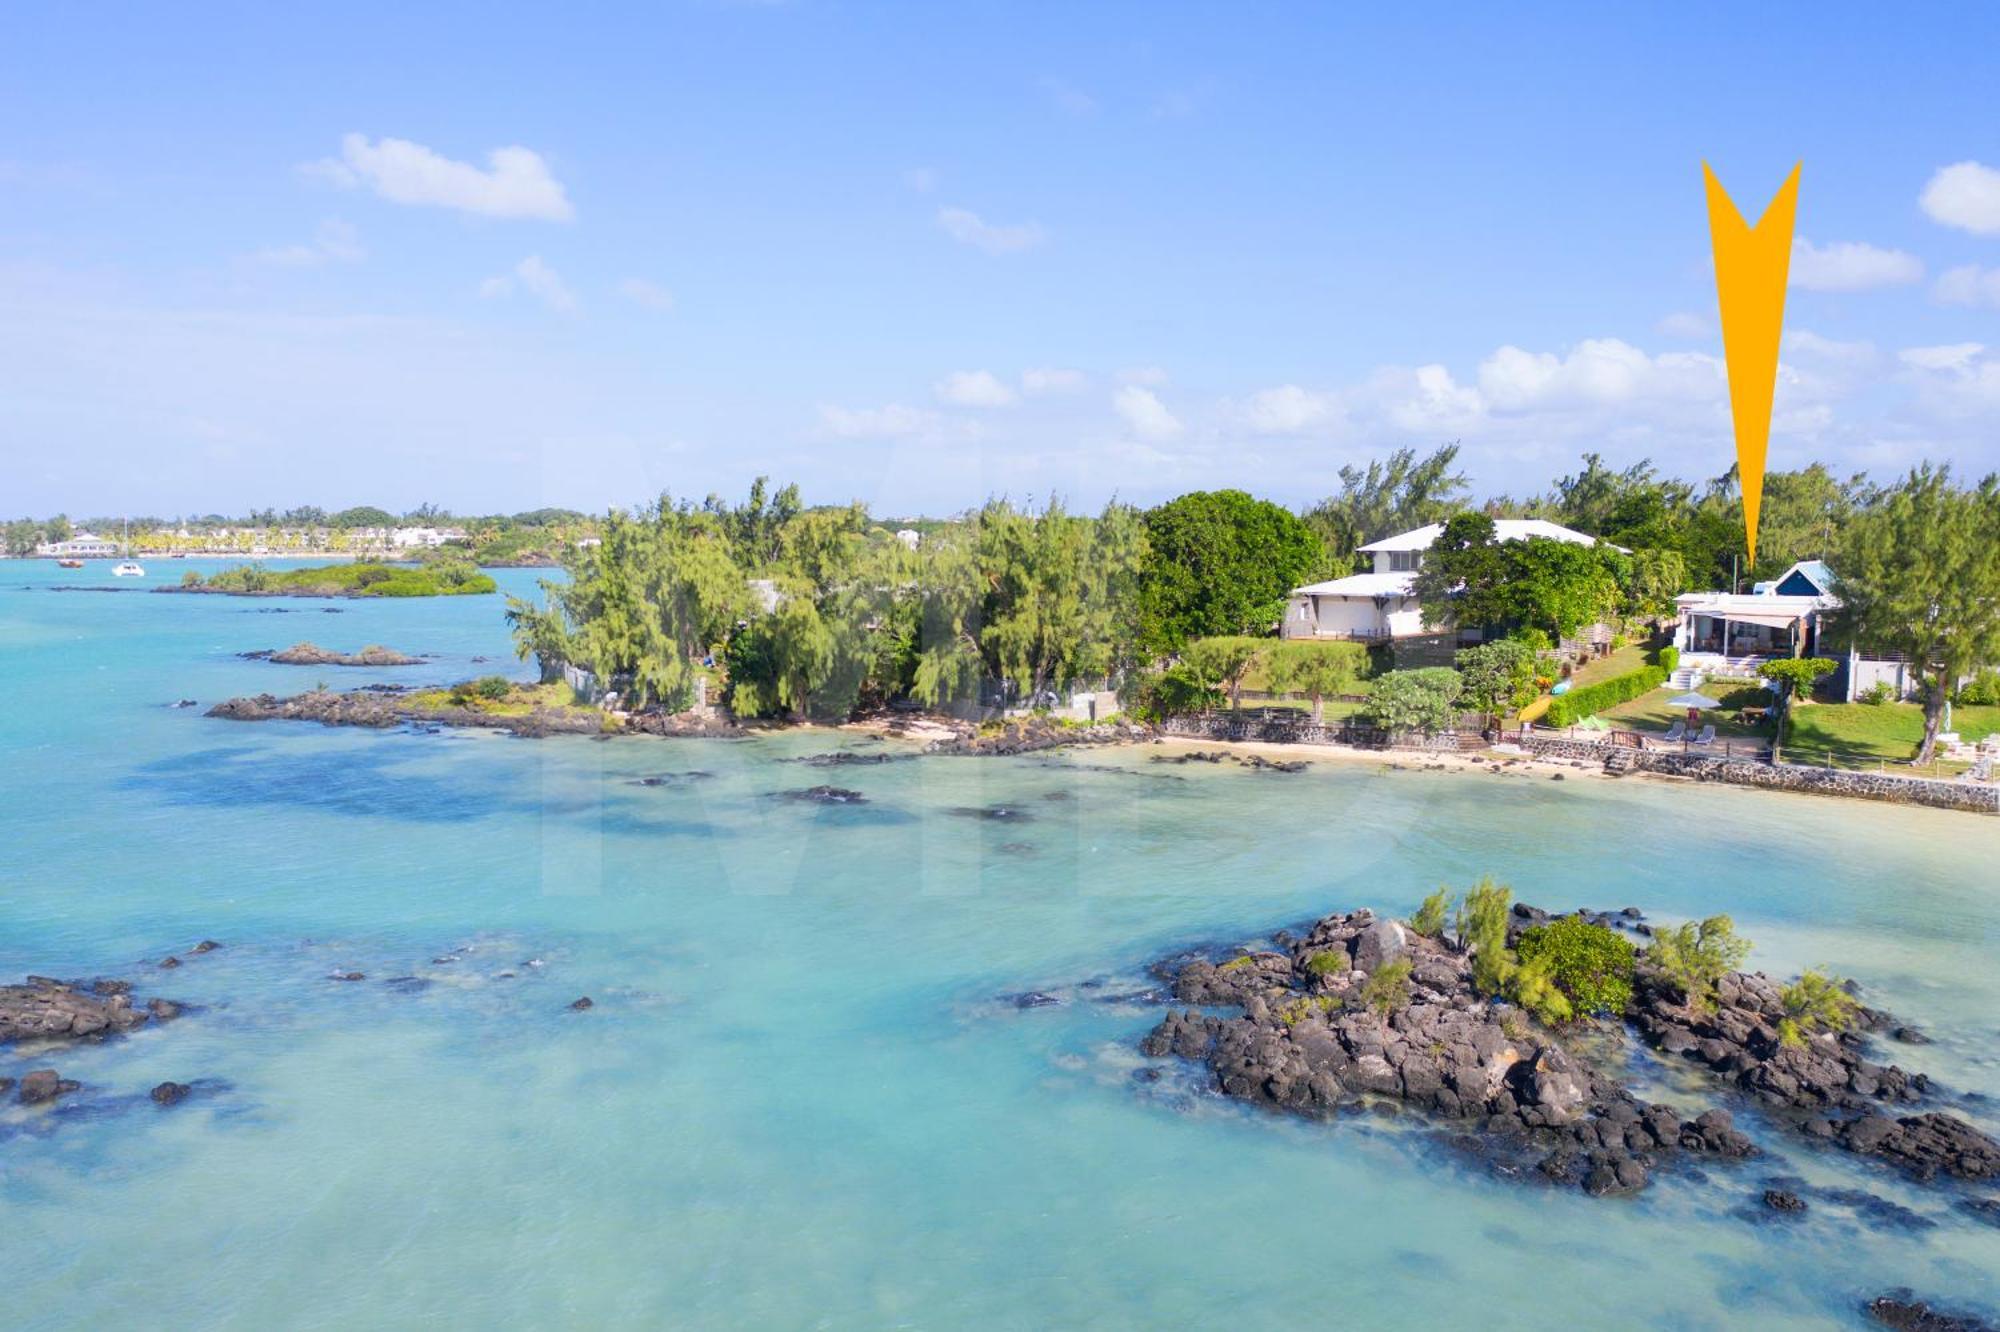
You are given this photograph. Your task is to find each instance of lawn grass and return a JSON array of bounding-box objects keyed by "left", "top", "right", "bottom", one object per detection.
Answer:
[
  {"left": 1594, "top": 687, "right": 1769, "bottom": 741},
  {"left": 1782, "top": 701, "right": 1999, "bottom": 766},
  {"left": 1567, "top": 643, "right": 1650, "bottom": 689}
]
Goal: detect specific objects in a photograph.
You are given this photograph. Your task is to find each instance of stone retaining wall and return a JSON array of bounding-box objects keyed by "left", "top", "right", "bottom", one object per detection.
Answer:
[
  {"left": 1518, "top": 736, "right": 1997, "bottom": 815},
  {"left": 1162, "top": 714, "right": 1465, "bottom": 752}
]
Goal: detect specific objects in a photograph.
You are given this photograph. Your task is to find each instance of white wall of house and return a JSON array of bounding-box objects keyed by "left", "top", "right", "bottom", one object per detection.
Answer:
[{"left": 1312, "top": 596, "right": 1385, "bottom": 638}]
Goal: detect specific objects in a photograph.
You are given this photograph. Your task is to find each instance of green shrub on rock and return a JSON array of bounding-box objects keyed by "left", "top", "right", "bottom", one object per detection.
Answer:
[
  {"left": 1457, "top": 877, "right": 1513, "bottom": 996},
  {"left": 1505, "top": 950, "right": 1573, "bottom": 1027},
  {"left": 1516, "top": 916, "right": 1636, "bottom": 1018},
  {"left": 1303, "top": 949, "right": 1348, "bottom": 977},
  {"left": 1645, "top": 915, "right": 1751, "bottom": 1012},
  {"left": 1359, "top": 958, "right": 1412, "bottom": 1022},
  {"left": 1777, "top": 970, "right": 1860, "bottom": 1046},
  {"left": 1410, "top": 888, "right": 1451, "bottom": 939}
]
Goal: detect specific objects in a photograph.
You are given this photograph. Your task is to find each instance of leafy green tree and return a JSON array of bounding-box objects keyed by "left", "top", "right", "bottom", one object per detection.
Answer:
[
  {"left": 1456, "top": 877, "right": 1513, "bottom": 996},
  {"left": 1777, "top": 970, "right": 1860, "bottom": 1047},
  {"left": 1409, "top": 888, "right": 1451, "bottom": 939},
  {"left": 1507, "top": 951, "right": 1573, "bottom": 1027},
  {"left": 1366, "top": 667, "right": 1463, "bottom": 734},
  {"left": 1137, "top": 490, "right": 1320, "bottom": 651},
  {"left": 1505, "top": 537, "right": 1623, "bottom": 640},
  {"left": 1183, "top": 637, "right": 1264, "bottom": 711},
  {"left": 1303, "top": 444, "right": 1469, "bottom": 557},
  {"left": 1516, "top": 918, "right": 1636, "bottom": 1017},
  {"left": 1411, "top": 511, "right": 1513, "bottom": 631},
  {"left": 1830, "top": 465, "right": 2000, "bottom": 763},
  {"left": 1645, "top": 915, "right": 1751, "bottom": 1012},
  {"left": 1454, "top": 639, "right": 1537, "bottom": 729},
  {"left": 1264, "top": 641, "right": 1369, "bottom": 723},
  {"left": 978, "top": 497, "right": 1147, "bottom": 704},
  {"left": 1626, "top": 547, "right": 1689, "bottom": 622},
  {"left": 1757, "top": 657, "right": 1835, "bottom": 704}
]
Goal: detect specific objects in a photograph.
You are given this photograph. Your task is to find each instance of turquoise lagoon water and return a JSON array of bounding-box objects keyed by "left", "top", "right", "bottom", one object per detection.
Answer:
[{"left": 3, "top": 560, "right": 1998, "bottom": 1330}]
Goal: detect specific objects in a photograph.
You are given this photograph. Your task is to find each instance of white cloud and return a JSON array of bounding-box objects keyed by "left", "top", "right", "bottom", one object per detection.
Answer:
[
  {"left": 1786, "top": 329, "right": 1880, "bottom": 371},
  {"left": 1021, "top": 367, "right": 1086, "bottom": 396},
  {"left": 1789, "top": 237, "right": 1923, "bottom": 291},
  {"left": 1935, "top": 264, "right": 2000, "bottom": 309},
  {"left": 1116, "top": 365, "right": 1169, "bottom": 386},
  {"left": 1043, "top": 78, "right": 1097, "bottom": 116},
  {"left": 1476, "top": 338, "right": 1724, "bottom": 413},
  {"left": 1898, "top": 343, "right": 2000, "bottom": 420},
  {"left": 304, "top": 134, "right": 574, "bottom": 221},
  {"left": 480, "top": 255, "right": 577, "bottom": 313},
  {"left": 934, "top": 369, "right": 1017, "bottom": 408},
  {"left": 251, "top": 219, "right": 364, "bottom": 267},
  {"left": 618, "top": 277, "right": 674, "bottom": 311},
  {"left": 937, "top": 206, "right": 1047, "bottom": 254},
  {"left": 1656, "top": 311, "right": 1711, "bottom": 340},
  {"left": 1112, "top": 385, "right": 1182, "bottom": 439},
  {"left": 1242, "top": 384, "right": 1342, "bottom": 435},
  {"left": 817, "top": 402, "right": 942, "bottom": 438},
  {"left": 1919, "top": 161, "right": 2000, "bottom": 236},
  {"left": 1899, "top": 343, "right": 1985, "bottom": 373}
]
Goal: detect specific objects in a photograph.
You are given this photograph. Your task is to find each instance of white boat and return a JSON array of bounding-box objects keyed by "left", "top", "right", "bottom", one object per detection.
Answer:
[{"left": 112, "top": 562, "right": 146, "bottom": 578}]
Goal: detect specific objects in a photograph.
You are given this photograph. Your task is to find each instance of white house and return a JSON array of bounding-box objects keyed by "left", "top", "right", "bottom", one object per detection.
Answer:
[
  {"left": 1670, "top": 560, "right": 1836, "bottom": 680},
  {"left": 37, "top": 532, "right": 120, "bottom": 559},
  {"left": 1282, "top": 518, "right": 1605, "bottom": 642}
]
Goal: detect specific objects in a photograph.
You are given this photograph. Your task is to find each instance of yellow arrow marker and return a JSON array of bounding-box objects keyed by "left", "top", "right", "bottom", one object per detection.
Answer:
[{"left": 1704, "top": 161, "right": 1799, "bottom": 566}]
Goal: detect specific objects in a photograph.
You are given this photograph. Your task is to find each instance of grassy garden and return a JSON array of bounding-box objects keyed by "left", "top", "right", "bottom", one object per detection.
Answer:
[{"left": 1782, "top": 701, "right": 2000, "bottom": 767}]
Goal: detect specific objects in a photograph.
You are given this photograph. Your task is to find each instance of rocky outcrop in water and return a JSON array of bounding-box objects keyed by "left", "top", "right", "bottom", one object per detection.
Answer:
[
  {"left": 1867, "top": 1292, "right": 1996, "bottom": 1332},
  {"left": 207, "top": 689, "right": 607, "bottom": 738},
  {"left": 926, "top": 716, "right": 1154, "bottom": 758},
  {"left": 1140, "top": 909, "right": 1754, "bottom": 1197},
  {"left": 1630, "top": 970, "right": 2000, "bottom": 1181},
  {"left": 1, "top": 975, "right": 179, "bottom": 1044},
  {"left": 244, "top": 642, "right": 423, "bottom": 667}
]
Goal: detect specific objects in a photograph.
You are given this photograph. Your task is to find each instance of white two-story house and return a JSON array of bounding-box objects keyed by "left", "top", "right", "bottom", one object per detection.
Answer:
[{"left": 1282, "top": 518, "right": 1605, "bottom": 642}]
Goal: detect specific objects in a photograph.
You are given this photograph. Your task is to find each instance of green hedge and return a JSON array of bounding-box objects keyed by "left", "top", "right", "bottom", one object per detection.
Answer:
[
  {"left": 1656, "top": 645, "right": 1679, "bottom": 674},
  {"left": 1547, "top": 665, "right": 1667, "bottom": 726}
]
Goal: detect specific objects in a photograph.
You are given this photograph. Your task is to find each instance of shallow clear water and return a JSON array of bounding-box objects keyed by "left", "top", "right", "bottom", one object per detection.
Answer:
[{"left": 3, "top": 562, "right": 1998, "bottom": 1330}]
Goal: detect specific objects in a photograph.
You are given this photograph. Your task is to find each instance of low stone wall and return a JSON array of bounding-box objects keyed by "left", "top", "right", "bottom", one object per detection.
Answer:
[
  {"left": 1162, "top": 714, "right": 1465, "bottom": 752},
  {"left": 1518, "top": 736, "right": 1998, "bottom": 815}
]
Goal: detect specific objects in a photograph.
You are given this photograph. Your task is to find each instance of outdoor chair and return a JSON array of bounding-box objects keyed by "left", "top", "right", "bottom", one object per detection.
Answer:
[
  {"left": 1694, "top": 724, "right": 1716, "bottom": 746},
  {"left": 1663, "top": 720, "right": 1685, "bottom": 742}
]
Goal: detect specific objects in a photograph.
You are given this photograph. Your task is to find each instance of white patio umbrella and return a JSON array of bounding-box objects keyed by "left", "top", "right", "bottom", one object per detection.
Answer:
[{"left": 1666, "top": 691, "right": 1722, "bottom": 710}]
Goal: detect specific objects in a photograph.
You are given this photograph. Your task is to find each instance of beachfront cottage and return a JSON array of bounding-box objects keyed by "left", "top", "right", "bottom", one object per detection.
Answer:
[
  {"left": 1670, "top": 560, "right": 1837, "bottom": 682},
  {"left": 36, "top": 531, "right": 120, "bottom": 559},
  {"left": 1281, "top": 518, "right": 1605, "bottom": 643}
]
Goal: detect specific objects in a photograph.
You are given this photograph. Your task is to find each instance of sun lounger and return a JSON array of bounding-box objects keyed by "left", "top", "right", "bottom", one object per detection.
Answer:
[
  {"left": 1694, "top": 724, "right": 1716, "bottom": 745},
  {"left": 1662, "top": 720, "right": 1685, "bottom": 742}
]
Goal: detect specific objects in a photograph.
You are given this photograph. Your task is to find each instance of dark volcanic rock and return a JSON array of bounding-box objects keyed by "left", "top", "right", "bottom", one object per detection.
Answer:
[
  {"left": 947, "top": 805, "right": 1034, "bottom": 822},
  {"left": 1761, "top": 1188, "right": 1808, "bottom": 1213},
  {"left": 1135, "top": 905, "right": 1764, "bottom": 1198},
  {"left": 2, "top": 975, "right": 159, "bottom": 1043},
  {"left": 772, "top": 786, "right": 867, "bottom": 804},
  {"left": 569, "top": 996, "right": 594, "bottom": 1011},
  {"left": 1866, "top": 1292, "right": 1996, "bottom": 1332},
  {"left": 18, "top": 1069, "right": 80, "bottom": 1105},
  {"left": 190, "top": 940, "right": 222, "bottom": 954},
  {"left": 150, "top": 1081, "right": 192, "bottom": 1106},
  {"left": 329, "top": 971, "right": 366, "bottom": 982},
  {"left": 927, "top": 716, "right": 1155, "bottom": 758},
  {"left": 257, "top": 642, "right": 423, "bottom": 667}
]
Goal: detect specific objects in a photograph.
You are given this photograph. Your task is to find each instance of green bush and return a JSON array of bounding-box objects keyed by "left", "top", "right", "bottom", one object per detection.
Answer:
[
  {"left": 1359, "top": 958, "right": 1412, "bottom": 1020},
  {"left": 1516, "top": 917, "right": 1636, "bottom": 1017},
  {"left": 1409, "top": 888, "right": 1451, "bottom": 939},
  {"left": 1545, "top": 664, "right": 1667, "bottom": 726},
  {"left": 1645, "top": 915, "right": 1751, "bottom": 1012},
  {"left": 1457, "top": 877, "right": 1513, "bottom": 997},
  {"left": 1859, "top": 680, "right": 1896, "bottom": 706},
  {"left": 1303, "top": 949, "right": 1348, "bottom": 977},
  {"left": 1656, "top": 645, "right": 1679, "bottom": 674},
  {"left": 1777, "top": 970, "right": 1860, "bottom": 1046},
  {"left": 1506, "top": 951, "right": 1573, "bottom": 1026},
  {"left": 1956, "top": 669, "right": 2000, "bottom": 706}
]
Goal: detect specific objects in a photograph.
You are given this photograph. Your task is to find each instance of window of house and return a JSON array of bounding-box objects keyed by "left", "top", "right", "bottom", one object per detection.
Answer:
[{"left": 1388, "top": 551, "right": 1419, "bottom": 572}]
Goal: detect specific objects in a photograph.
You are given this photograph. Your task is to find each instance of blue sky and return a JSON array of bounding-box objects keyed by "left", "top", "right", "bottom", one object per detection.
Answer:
[{"left": 5, "top": 3, "right": 2000, "bottom": 517}]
